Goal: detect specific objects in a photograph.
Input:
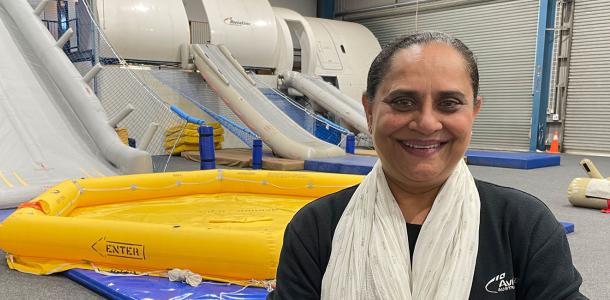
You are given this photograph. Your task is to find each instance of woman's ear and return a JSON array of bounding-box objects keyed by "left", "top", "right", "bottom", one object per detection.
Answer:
[
  {"left": 362, "top": 94, "right": 373, "bottom": 134},
  {"left": 473, "top": 96, "right": 482, "bottom": 117}
]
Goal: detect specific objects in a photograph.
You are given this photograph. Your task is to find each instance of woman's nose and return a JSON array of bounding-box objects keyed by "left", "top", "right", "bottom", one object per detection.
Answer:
[{"left": 408, "top": 107, "right": 443, "bottom": 135}]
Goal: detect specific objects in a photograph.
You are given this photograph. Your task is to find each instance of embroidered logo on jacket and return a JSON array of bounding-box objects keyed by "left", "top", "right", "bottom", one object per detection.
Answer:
[{"left": 485, "top": 272, "right": 517, "bottom": 293}]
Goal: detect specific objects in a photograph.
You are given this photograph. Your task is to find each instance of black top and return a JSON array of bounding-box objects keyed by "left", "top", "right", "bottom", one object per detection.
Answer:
[
  {"left": 406, "top": 223, "right": 422, "bottom": 262},
  {"left": 268, "top": 180, "right": 587, "bottom": 299}
]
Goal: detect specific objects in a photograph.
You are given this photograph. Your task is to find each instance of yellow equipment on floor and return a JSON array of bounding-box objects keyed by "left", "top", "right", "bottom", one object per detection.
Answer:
[
  {"left": 0, "top": 169, "right": 362, "bottom": 284},
  {"left": 165, "top": 123, "right": 224, "bottom": 155}
]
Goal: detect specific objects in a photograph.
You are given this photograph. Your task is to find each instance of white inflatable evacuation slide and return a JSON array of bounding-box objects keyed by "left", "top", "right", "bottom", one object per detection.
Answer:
[
  {"left": 279, "top": 71, "right": 368, "bottom": 134},
  {"left": 0, "top": 0, "right": 152, "bottom": 208},
  {"left": 192, "top": 44, "right": 345, "bottom": 160}
]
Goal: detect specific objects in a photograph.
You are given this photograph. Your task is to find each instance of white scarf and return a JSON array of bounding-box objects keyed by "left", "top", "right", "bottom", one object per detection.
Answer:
[{"left": 321, "top": 160, "right": 480, "bottom": 299}]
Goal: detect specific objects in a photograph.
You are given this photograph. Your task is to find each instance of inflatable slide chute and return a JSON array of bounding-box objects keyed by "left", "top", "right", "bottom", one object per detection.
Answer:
[
  {"left": 191, "top": 43, "right": 345, "bottom": 160},
  {"left": 0, "top": 0, "right": 151, "bottom": 208},
  {"left": 280, "top": 71, "right": 368, "bottom": 134}
]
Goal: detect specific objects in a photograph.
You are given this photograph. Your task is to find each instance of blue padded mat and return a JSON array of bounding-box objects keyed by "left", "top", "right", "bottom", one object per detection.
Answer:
[
  {"left": 63, "top": 269, "right": 268, "bottom": 300},
  {"left": 0, "top": 209, "right": 15, "bottom": 222},
  {"left": 304, "top": 155, "right": 378, "bottom": 175},
  {"left": 561, "top": 221, "right": 575, "bottom": 234},
  {"left": 305, "top": 151, "right": 560, "bottom": 174},
  {"left": 465, "top": 150, "right": 560, "bottom": 169}
]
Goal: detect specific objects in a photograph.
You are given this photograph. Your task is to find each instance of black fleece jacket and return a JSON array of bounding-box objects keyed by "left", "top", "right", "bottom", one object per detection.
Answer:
[{"left": 268, "top": 180, "right": 587, "bottom": 299}]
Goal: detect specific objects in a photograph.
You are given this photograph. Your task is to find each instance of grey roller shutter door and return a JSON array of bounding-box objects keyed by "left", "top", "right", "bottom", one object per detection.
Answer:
[
  {"left": 342, "top": 0, "right": 539, "bottom": 151},
  {"left": 563, "top": 0, "right": 610, "bottom": 154},
  {"left": 190, "top": 21, "right": 211, "bottom": 44}
]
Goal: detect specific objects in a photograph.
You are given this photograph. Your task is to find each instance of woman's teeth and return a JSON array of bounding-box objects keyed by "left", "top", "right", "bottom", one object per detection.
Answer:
[{"left": 401, "top": 142, "right": 441, "bottom": 149}]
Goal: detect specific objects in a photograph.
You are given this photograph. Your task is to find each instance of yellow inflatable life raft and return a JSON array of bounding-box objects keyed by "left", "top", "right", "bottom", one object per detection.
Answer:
[{"left": 0, "top": 169, "right": 363, "bottom": 284}]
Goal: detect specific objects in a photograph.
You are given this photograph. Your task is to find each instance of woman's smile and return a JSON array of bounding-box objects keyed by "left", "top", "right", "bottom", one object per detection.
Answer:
[{"left": 397, "top": 138, "right": 449, "bottom": 158}]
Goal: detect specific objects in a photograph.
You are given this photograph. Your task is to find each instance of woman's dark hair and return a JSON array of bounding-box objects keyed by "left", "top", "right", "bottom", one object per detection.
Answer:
[{"left": 365, "top": 31, "right": 479, "bottom": 101}]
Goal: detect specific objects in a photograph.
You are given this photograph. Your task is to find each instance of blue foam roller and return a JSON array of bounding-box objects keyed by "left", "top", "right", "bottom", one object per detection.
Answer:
[
  {"left": 252, "top": 139, "right": 263, "bottom": 170},
  {"left": 199, "top": 125, "right": 216, "bottom": 170},
  {"left": 345, "top": 135, "right": 355, "bottom": 154}
]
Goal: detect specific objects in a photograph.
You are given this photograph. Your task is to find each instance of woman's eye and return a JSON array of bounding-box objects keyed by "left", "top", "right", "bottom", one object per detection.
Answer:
[
  {"left": 438, "top": 99, "right": 462, "bottom": 111},
  {"left": 390, "top": 98, "right": 416, "bottom": 111}
]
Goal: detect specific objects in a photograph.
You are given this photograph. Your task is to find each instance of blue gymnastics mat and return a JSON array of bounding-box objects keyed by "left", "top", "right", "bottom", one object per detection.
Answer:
[
  {"left": 304, "top": 155, "right": 378, "bottom": 175},
  {"left": 465, "top": 150, "right": 560, "bottom": 169},
  {"left": 305, "top": 151, "right": 560, "bottom": 174},
  {"left": 0, "top": 208, "right": 15, "bottom": 221},
  {"left": 561, "top": 221, "right": 575, "bottom": 234},
  {"left": 63, "top": 269, "right": 268, "bottom": 300}
]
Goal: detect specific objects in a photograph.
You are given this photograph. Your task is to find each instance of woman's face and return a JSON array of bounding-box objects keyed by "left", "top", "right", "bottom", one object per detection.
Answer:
[{"left": 363, "top": 42, "right": 482, "bottom": 190}]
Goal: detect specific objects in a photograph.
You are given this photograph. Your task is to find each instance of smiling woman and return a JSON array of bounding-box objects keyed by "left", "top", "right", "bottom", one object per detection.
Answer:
[
  {"left": 362, "top": 34, "right": 482, "bottom": 223},
  {"left": 268, "top": 32, "right": 587, "bottom": 300}
]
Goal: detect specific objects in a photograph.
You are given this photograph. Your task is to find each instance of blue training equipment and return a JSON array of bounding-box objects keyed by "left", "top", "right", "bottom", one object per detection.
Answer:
[
  {"left": 560, "top": 221, "right": 575, "bottom": 234},
  {"left": 466, "top": 150, "right": 560, "bottom": 169},
  {"left": 63, "top": 269, "right": 268, "bottom": 300},
  {"left": 0, "top": 209, "right": 15, "bottom": 221},
  {"left": 305, "top": 150, "right": 561, "bottom": 175},
  {"left": 304, "top": 155, "right": 377, "bottom": 175}
]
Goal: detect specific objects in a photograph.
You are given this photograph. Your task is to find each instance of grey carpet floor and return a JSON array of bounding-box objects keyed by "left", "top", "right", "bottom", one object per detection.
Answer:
[
  {"left": 469, "top": 153, "right": 610, "bottom": 299},
  {"left": 0, "top": 154, "right": 608, "bottom": 299}
]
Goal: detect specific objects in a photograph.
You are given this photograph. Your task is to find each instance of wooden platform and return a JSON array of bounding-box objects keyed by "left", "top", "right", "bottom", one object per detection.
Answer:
[{"left": 354, "top": 148, "right": 377, "bottom": 157}]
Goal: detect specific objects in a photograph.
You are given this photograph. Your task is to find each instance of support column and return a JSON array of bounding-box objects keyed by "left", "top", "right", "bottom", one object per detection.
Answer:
[
  {"left": 529, "top": 0, "right": 557, "bottom": 151},
  {"left": 317, "top": 0, "right": 335, "bottom": 19}
]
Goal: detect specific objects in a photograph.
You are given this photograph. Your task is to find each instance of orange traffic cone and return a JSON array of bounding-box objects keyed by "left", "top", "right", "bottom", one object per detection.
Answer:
[{"left": 548, "top": 130, "right": 560, "bottom": 153}]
